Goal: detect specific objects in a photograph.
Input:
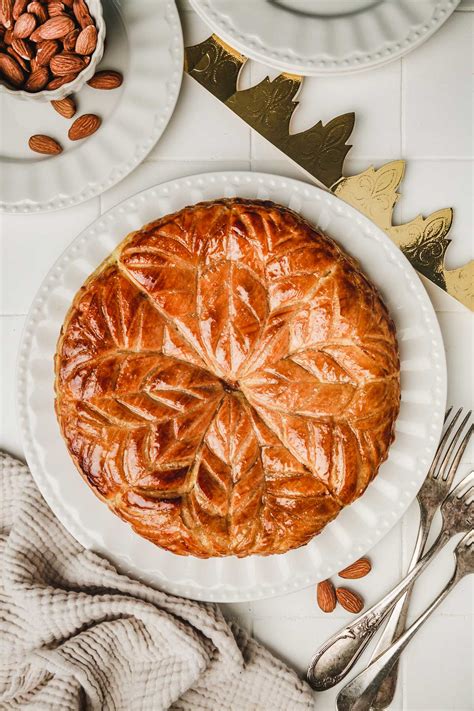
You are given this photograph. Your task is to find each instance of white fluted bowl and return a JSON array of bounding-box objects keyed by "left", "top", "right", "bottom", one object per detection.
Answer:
[{"left": 0, "top": 0, "right": 105, "bottom": 102}]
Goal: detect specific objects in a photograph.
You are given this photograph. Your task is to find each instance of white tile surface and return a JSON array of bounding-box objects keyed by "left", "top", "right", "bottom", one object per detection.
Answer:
[
  {"left": 0, "top": 315, "right": 25, "bottom": 459},
  {"left": 0, "top": 3, "right": 472, "bottom": 710},
  {"left": 403, "top": 12, "right": 474, "bottom": 158},
  {"left": 0, "top": 199, "right": 100, "bottom": 315}
]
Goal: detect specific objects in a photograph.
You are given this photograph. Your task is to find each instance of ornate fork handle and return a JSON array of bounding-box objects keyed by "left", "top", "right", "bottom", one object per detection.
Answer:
[{"left": 306, "top": 530, "right": 448, "bottom": 690}]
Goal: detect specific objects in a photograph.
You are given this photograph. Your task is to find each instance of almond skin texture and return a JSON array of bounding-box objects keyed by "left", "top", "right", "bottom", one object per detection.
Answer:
[
  {"left": 12, "top": 11, "right": 35, "bottom": 38},
  {"left": 51, "top": 95, "right": 76, "bottom": 118},
  {"left": 0, "top": 0, "right": 13, "bottom": 29},
  {"left": 87, "top": 69, "right": 122, "bottom": 90},
  {"left": 46, "top": 71, "right": 74, "bottom": 88},
  {"left": 68, "top": 112, "right": 100, "bottom": 140},
  {"left": 336, "top": 588, "right": 364, "bottom": 614},
  {"left": 11, "top": 36, "right": 32, "bottom": 58},
  {"left": 72, "top": 0, "right": 92, "bottom": 28},
  {"left": 27, "top": 1, "right": 47, "bottom": 23},
  {"left": 0, "top": 50, "right": 24, "bottom": 85},
  {"left": 36, "top": 38, "right": 59, "bottom": 65},
  {"left": 62, "top": 27, "right": 78, "bottom": 50},
  {"left": 28, "top": 134, "right": 62, "bottom": 155},
  {"left": 338, "top": 558, "right": 372, "bottom": 579},
  {"left": 25, "top": 64, "right": 48, "bottom": 90},
  {"left": 7, "top": 44, "right": 28, "bottom": 70},
  {"left": 12, "top": 0, "right": 28, "bottom": 21},
  {"left": 47, "top": 2, "right": 65, "bottom": 16},
  {"left": 317, "top": 580, "right": 337, "bottom": 613},
  {"left": 50, "top": 50, "right": 84, "bottom": 76},
  {"left": 75, "top": 23, "right": 95, "bottom": 54},
  {"left": 38, "top": 15, "right": 74, "bottom": 40}
]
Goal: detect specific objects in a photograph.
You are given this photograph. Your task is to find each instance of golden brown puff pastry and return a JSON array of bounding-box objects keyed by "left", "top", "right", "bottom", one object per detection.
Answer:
[{"left": 55, "top": 198, "right": 400, "bottom": 557}]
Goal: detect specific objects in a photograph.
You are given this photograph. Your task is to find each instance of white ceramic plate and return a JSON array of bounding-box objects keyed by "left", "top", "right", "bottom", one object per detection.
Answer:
[
  {"left": 0, "top": 0, "right": 183, "bottom": 213},
  {"left": 17, "top": 171, "right": 446, "bottom": 602},
  {"left": 189, "top": 0, "right": 460, "bottom": 76}
]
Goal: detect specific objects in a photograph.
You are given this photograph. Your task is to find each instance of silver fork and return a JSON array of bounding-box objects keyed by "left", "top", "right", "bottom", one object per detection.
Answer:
[
  {"left": 306, "top": 450, "right": 474, "bottom": 691},
  {"left": 368, "top": 407, "right": 472, "bottom": 709},
  {"left": 336, "top": 528, "right": 474, "bottom": 711}
]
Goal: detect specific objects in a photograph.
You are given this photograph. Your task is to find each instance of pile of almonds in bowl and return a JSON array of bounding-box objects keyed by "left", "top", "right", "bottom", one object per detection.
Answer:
[{"left": 0, "top": 0, "right": 105, "bottom": 99}]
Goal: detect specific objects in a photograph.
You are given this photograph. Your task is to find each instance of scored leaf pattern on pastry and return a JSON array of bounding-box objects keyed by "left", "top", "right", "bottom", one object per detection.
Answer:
[{"left": 55, "top": 199, "right": 400, "bottom": 557}]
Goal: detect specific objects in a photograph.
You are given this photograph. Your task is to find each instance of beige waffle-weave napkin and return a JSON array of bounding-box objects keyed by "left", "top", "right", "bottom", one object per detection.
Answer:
[{"left": 0, "top": 452, "right": 314, "bottom": 710}]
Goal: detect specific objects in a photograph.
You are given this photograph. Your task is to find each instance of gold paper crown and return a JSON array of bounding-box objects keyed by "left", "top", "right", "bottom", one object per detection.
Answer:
[{"left": 185, "top": 35, "right": 473, "bottom": 311}]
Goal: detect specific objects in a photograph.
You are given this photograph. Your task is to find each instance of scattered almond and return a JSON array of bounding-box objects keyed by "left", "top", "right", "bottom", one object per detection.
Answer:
[
  {"left": 12, "top": 10, "right": 35, "bottom": 37},
  {"left": 0, "top": 50, "right": 24, "bottom": 85},
  {"left": 68, "top": 111, "right": 100, "bottom": 139},
  {"left": 50, "top": 49, "right": 84, "bottom": 75},
  {"left": 87, "top": 69, "right": 122, "bottom": 90},
  {"left": 317, "top": 580, "right": 337, "bottom": 613},
  {"left": 28, "top": 133, "right": 62, "bottom": 154},
  {"left": 336, "top": 587, "right": 364, "bottom": 614},
  {"left": 3, "top": 27, "right": 12, "bottom": 43},
  {"left": 74, "top": 22, "right": 94, "bottom": 54},
  {"left": 51, "top": 94, "right": 75, "bottom": 117},
  {"left": 338, "top": 558, "right": 372, "bottom": 580}
]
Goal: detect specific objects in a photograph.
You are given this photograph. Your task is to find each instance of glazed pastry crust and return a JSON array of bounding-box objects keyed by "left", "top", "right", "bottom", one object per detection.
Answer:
[{"left": 55, "top": 199, "right": 400, "bottom": 557}]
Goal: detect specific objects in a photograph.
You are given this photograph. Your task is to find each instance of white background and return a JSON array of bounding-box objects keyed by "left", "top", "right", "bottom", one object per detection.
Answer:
[{"left": 1, "top": 1, "right": 473, "bottom": 709}]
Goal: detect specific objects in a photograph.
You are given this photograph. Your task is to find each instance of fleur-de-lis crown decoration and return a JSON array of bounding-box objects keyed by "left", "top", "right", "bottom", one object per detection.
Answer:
[{"left": 185, "top": 34, "right": 472, "bottom": 311}]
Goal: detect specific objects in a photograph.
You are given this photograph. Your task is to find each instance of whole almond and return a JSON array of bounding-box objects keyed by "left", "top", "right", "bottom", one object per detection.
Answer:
[
  {"left": 27, "top": 1, "right": 47, "bottom": 23},
  {"left": 338, "top": 558, "right": 372, "bottom": 580},
  {"left": 51, "top": 95, "right": 76, "bottom": 117},
  {"left": 12, "top": 11, "right": 35, "bottom": 38},
  {"left": 3, "top": 28, "right": 13, "bottom": 43},
  {"left": 7, "top": 44, "right": 28, "bottom": 70},
  {"left": 12, "top": 0, "right": 28, "bottom": 20},
  {"left": 25, "top": 64, "right": 48, "bottom": 90},
  {"left": 50, "top": 50, "right": 84, "bottom": 76},
  {"left": 62, "top": 0, "right": 73, "bottom": 6},
  {"left": 47, "top": 1, "right": 65, "bottom": 16},
  {"left": 62, "top": 27, "right": 78, "bottom": 50},
  {"left": 46, "top": 71, "right": 74, "bottom": 88},
  {"left": 36, "top": 38, "right": 59, "bottom": 65},
  {"left": 317, "top": 580, "right": 337, "bottom": 613},
  {"left": 28, "top": 134, "right": 62, "bottom": 155},
  {"left": 68, "top": 112, "right": 100, "bottom": 140},
  {"left": 0, "top": 50, "right": 24, "bottom": 85},
  {"left": 37, "top": 15, "right": 74, "bottom": 40},
  {"left": 75, "top": 23, "right": 95, "bottom": 54},
  {"left": 336, "top": 588, "right": 364, "bottom": 614},
  {"left": 87, "top": 69, "right": 122, "bottom": 90},
  {"left": 0, "top": 0, "right": 13, "bottom": 29},
  {"left": 11, "top": 36, "right": 32, "bottom": 58},
  {"left": 72, "top": 0, "right": 92, "bottom": 28}
]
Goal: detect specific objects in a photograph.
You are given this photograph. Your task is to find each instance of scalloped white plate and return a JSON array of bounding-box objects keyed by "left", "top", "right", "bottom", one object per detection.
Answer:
[
  {"left": 0, "top": 0, "right": 183, "bottom": 213},
  {"left": 189, "top": 0, "right": 460, "bottom": 76},
  {"left": 17, "top": 171, "right": 446, "bottom": 601}
]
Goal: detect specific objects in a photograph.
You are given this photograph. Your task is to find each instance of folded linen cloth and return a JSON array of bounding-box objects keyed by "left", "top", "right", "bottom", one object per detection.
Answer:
[{"left": 0, "top": 452, "right": 314, "bottom": 710}]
